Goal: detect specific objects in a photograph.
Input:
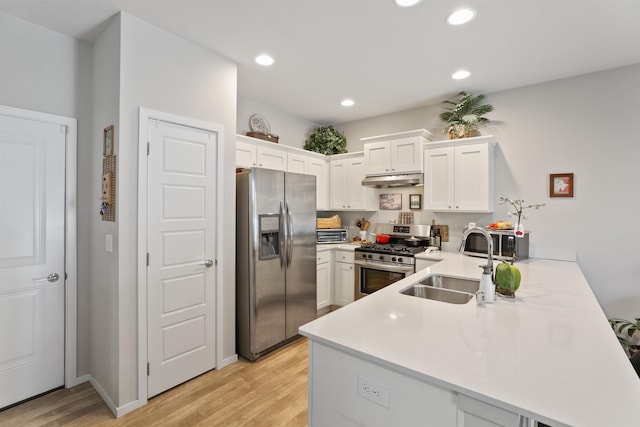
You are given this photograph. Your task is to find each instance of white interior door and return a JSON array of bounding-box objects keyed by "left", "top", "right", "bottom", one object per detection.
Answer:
[
  {"left": 0, "top": 114, "right": 65, "bottom": 408},
  {"left": 147, "top": 119, "right": 217, "bottom": 398}
]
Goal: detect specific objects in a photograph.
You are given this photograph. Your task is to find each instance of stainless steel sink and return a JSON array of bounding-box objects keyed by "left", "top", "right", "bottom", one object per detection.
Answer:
[
  {"left": 400, "top": 275, "right": 479, "bottom": 304},
  {"left": 419, "top": 275, "right": 480, "bottom": 294}
]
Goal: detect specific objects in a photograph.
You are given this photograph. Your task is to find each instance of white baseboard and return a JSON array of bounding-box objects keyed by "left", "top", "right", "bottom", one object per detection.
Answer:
[
  {"left": 219, "top": 354, "right": 238, "bottom": 369},
  {"left": 67, "top": 373, "right": 91, "bottom": 388}
]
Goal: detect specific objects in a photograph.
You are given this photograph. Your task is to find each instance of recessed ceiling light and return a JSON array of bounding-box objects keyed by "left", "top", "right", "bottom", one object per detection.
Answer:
[
  {"left": 341, "top": 99, "right": 355, "bottom": 107},
  {"left": 446, "top": 8, "right": 476, "bottom": 25},
  {"left": 452, "top": 70, "right": 471, "bottom": 80},
  {"left": 255, "top": 54, "right": 274, "bottom": 66},
  {"left": 395, "top": 0, "right": 423, "bottom": 7}
]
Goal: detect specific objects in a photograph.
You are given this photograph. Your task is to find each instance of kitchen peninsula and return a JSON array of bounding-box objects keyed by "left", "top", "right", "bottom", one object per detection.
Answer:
[{"left": 299, "top": 252, "right": 640, "bottom": 426}]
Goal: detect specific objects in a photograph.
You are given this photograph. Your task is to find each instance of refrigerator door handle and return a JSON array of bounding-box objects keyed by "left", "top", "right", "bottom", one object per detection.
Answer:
[
  {"left": 279, "top": 201, "right": 286, "bottom": 269},
  {"left": 285, "top": 201, "right": 294, "bottom": 267}
]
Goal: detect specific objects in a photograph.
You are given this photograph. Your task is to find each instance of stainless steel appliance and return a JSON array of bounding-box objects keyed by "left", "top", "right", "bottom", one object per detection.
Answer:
[
  {"left": 236, "top": 168, "right": 317, "bottom": 361},
  {"left": 462, "top": 228, "right": 529, "bottom": 261},
  {"left": 316, "top": 228, "right": 348, "bottom": 244},
  {"left": 354, "top": 224, "right": 430, "bottom": 300}
]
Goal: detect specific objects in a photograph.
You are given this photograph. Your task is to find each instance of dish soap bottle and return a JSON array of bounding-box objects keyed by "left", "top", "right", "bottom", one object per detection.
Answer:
[{"left": 479, "top": 264, "right": 495, "bottom": 303}]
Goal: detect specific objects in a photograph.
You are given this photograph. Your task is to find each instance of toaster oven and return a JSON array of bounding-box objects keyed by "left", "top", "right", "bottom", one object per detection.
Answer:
[{"left": 316, "top": 228, "right": 348, "bottom": 244}]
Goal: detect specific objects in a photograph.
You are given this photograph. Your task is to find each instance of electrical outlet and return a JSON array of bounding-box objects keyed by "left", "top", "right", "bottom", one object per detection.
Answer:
[{"left": 357, "top": 374, "right": 389, "bottom": 408}]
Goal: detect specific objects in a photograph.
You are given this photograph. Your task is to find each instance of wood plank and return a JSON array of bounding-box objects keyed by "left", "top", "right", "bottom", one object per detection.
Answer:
[{"left": 0, "top": 338, "right": 309, "bottom": 427}]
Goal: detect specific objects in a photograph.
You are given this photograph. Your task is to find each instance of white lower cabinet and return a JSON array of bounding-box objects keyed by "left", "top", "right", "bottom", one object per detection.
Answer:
[
  {"left": 316, "top": 250, "right": 333, "bottom": 310},
  {"left": 333, "top": 250, "right": 354, "bottom": 306},
  {"left": 308, "top": 341, "right": 458, "bottom": 426},
  {"left": 457, "top": 395, "right": 528, "bottom": 427}
]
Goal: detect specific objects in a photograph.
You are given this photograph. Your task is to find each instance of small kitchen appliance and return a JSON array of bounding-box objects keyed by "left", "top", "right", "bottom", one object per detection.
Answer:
[
  {"left": 354, "top": 223, "right": 430, "bottom": 300},
  {"left": 462, "top": 228, "right": 529, "bottom": 261}
]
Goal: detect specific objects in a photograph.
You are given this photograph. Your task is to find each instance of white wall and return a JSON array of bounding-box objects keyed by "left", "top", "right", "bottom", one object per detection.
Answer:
[
  {"left": 0, "top": 11, "right": 94, "bottom": 378},
  {"left": 337, "top": 64, "right": 640, "bottom": 320},
  {"left": 90, "top": 13, "right": 121, "bottom": 403},
  {"left": 117, "top": 12, "right": 237, "bottom": 406},
  {"left": 237, "top": 96, "right": 319, "bottom": 148}
]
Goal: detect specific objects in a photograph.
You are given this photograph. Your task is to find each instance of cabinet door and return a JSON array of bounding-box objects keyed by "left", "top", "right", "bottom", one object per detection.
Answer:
[
  {"left": 308, "top": 157, "right": 328, "bottom": 210},
  {"left": 391, "top": 137, "right": 422, "bottom": 173},
  {"left": 330, "top": 160, "right": 348, "bottom": 209},
  {"left": 424, "top": 147, "right": 455, "bottom": 211},
  {"left": 287, "top": 152, "right": 307, "bottom": 174},
  {"left": 236, "top": 140, "right": 257, "bottom": 168},
  {"left": 334, "top": 261, "right": 354, "bottom": 306},
  {"left": 257, "top": 145, "right": 287, "bottom": 170},
  {"left": 457, "top": 394, "right": 525, "bottom": 427},
  {"left": 364, "top": 140, "right": 390, "bottom": 175},
  {"left": 317, "top": 261, "right": 331, "bottom": 310},
  {"left": 346, "top": 157, "right": 367, "bottom": 209},
  {"left": 454, "top": 143, "right": 491, "bottom": 212}
]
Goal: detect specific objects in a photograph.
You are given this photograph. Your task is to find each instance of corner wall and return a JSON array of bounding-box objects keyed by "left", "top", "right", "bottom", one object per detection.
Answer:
[
  {"left": 117, "top": 12, "right": 237, "bottom": 406},
  {"left": 337, "top": 64, "right": 640, "bottom": 320}
]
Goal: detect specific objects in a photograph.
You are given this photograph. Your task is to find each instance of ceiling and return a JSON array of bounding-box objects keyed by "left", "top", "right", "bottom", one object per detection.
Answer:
[{"left": 2, "top": 0, "right": 640, "bottom": 124}]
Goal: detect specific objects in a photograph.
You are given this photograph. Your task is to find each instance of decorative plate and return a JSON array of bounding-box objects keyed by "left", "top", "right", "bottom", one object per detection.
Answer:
[{"left": 250, "top": 114, "right": 271, "bottom": 134}]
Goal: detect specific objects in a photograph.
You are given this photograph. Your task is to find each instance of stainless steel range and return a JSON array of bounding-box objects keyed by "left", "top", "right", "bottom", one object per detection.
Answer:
[{"left": 354, "top": 224, "right": 431, "bottom": 300}]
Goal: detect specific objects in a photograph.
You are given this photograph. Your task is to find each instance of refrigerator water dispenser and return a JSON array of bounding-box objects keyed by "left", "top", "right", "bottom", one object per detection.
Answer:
[{"left": 259, "top": 214, "right": 280, "bottom": 260}]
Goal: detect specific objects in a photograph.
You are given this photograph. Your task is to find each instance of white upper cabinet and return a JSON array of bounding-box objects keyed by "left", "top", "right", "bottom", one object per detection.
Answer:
[
  {"left": 423, "top": 136, "right": 497, "bottom": 212},
  {"left": 329, "top": 152, "right": 376, "bottom": 211},
  {"left": 236, "top": 134, "right": 328, "bottom": 209},
  {"left": 362, "top": 129, "right": 432, "bottom": 176}
]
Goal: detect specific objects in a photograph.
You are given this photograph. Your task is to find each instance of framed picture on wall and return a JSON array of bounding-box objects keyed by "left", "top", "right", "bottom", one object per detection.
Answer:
[
  {"left": 409, "top": 194, "right": 421, "bottom": 210},
  {"left": 103, "top": 125, "right": 114, "bottom": 157},
  {"left": 549, "top": 173, "right": 574, "bottom": 197},
  {"left": 379, "top": 193, "right": 402, "bottom": 210}
]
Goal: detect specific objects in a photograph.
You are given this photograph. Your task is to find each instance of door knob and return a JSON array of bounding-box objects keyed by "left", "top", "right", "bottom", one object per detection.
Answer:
[
  {"left": 204, "top": 259, "right": 214, "bottom": 268},
  {"left": 36, "top": 273, "right": 59, "bottom": 283}
]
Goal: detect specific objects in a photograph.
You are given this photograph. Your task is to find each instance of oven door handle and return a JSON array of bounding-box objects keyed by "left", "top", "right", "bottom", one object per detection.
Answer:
[{"left": 354, "top": 260, "right": 414, "bottom": 273}]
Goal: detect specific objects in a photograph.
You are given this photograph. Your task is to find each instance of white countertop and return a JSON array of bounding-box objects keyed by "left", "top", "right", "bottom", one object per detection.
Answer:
[
  {"left": 300, "top": 252, "right": 640, "bottom": 426},
  {"left": 316, "top": 242, "right": 359, "bottom": 251}
]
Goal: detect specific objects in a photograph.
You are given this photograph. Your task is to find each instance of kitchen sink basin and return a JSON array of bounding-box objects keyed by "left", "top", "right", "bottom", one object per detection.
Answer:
[
  {"left": 419, "top": 275, "right": 480, "bottom": 294},
  {"left": 400, "top": 275, "right": 480, "bottom": 304}
]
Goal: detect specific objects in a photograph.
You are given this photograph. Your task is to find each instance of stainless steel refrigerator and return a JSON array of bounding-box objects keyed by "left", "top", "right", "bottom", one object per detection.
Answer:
[{"left": 236, "top": 168, "right": 317, "bottom": 361}]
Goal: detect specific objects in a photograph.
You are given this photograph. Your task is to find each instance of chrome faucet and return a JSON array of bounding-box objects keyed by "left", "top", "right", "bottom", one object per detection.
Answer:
[{"left": 459, "top": 226, "right": 494, "bottom": 275}]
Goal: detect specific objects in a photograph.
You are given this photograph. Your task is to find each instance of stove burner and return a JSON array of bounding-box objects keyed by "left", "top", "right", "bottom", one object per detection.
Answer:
[{"left": 356, "top": 243, "right": 426, "bottom": 256}]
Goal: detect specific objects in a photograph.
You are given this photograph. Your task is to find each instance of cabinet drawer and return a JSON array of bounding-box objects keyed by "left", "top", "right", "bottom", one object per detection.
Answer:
[
  {"left": 317, "top": 250, "right": 331, "bottom": 264},
  {"left": 335, "top": 250, "right": 354, "bottom": 263}
]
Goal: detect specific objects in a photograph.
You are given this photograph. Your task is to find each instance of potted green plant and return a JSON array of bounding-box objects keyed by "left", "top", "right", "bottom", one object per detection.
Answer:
[
  {"left": 609, "top": 317, "right": 640, "bottom": 357},
  {"left": 304, "top": 125, "right": 348, "bottom": 155},
  {"left": 439, "top": 91, "right": 494, "bottom": 139}
]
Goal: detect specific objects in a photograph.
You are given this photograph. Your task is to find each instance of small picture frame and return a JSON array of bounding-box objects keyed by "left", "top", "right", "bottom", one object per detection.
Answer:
[
  {"left": 379, "top": 193, "right": 402, "bottom": 210},
  {"left": 103, "top": 125, "right": 114, "bottom": 157},
  {"left": 409, "top": 194, "right": 421, "bottom": 210},
  {"left": 549, "top": 173, "right": 574, "bottom": 197}
]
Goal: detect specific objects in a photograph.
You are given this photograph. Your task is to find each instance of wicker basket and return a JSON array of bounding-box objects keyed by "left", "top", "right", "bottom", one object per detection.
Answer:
[
  {"left": 246, "top": 131, "right": 279, "bottom": 143},
  {"left": 316, "top": 215, "right": 341, "bottom": 229}
]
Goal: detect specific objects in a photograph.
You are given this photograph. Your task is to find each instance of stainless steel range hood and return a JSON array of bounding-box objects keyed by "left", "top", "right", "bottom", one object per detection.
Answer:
[{"left": 361, "top": 173, "right": 423, "bottom": 188}]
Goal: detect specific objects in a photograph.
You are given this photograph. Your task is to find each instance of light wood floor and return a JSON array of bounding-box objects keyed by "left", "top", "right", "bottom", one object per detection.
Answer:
[{"left": 0, "top": 337, "right": 309, "bottom": 427}]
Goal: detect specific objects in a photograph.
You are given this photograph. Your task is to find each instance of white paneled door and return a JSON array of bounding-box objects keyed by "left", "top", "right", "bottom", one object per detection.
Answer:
[
  {"left": 146, "top": 119, "right": 217, "bottom": 398},
  {"left": 0, "top": 114, "right": 65, "bottom": 408}
]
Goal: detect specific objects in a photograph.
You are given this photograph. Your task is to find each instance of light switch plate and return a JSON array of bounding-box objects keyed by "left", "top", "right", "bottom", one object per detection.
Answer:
[{"left": 105, "top": 234, "right": 113, "bottom": 253}]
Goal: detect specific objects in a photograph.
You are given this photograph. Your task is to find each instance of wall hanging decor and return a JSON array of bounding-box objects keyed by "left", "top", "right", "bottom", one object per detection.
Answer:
[
  {"left": 379, "top": 193, "right": 402, "bottom": 210},
  {"left": 409, "top": 194, "right": 421, "bottom": 210},
  {"left": 549, "top": 173, "right": 574, "bottom": 198},
  {"left": 103, "top": 125, "right": 114, "bottom": 156}
]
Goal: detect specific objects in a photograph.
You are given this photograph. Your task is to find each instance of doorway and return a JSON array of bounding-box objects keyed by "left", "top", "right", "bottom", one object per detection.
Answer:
[
  {"left": 0, "top": 105, "right": 77, "bottom": 409},
  {"left": 138, "top": 108, "right": 224, "bottom": 401}
]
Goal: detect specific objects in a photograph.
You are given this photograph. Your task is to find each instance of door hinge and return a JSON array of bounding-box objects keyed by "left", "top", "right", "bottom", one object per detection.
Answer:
[
  {"left": 147, "top": 362, "right": 150, "bottom": 376},
  {"left": 147, "top": 141, "right": 150, "bottom": 156},
  {"left": 146, "top": 252, "right": 150, "bottom": 266},
  {"left": 65, "top": 272, "right": 68, "bottom": 280}
]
